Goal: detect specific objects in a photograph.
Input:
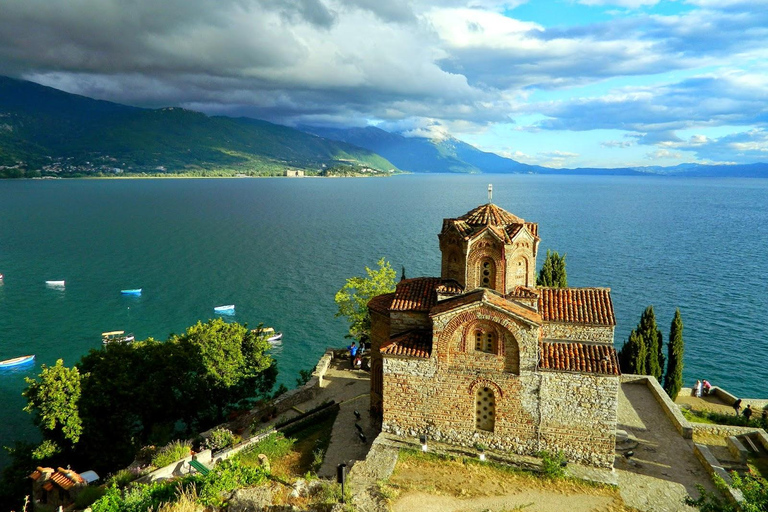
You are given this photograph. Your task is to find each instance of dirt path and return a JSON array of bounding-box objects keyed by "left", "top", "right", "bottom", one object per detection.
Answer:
[
  {"left": 393, "top": 490, "right": 620, "bottom": 512},
  {"left": 615, "top": 382, "right": 718, "bottom": 512}
]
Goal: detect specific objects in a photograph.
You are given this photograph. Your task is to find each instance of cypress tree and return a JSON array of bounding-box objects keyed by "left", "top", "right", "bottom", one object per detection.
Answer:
[
  {"left": 639, "top": 306, "right": 664, "bottom": 382},
  {"left": 537, "top": 250, "right": 568, "bottom": 288},
  {"left": 618, "top": 329, "right": 647, "bottom": 375},
  {"left": 663, "top": 309, "right": 685, "bottom": 400}
]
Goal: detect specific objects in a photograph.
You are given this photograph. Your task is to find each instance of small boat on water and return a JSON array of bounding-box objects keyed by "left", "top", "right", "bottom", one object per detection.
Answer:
[
  {"left": 254, "top": 327, "right": 283, "bottom": 343},
  {"left": 45, "top": 280, "right": 65, "bottom": 287},
  {"left": 102, "top": 331, "right": 134, "bottom": 345},
  {"left": 0, "top": 355, "right": 35, "bottom": 369},
  {"left": 214, "top": 304, "right": 235, "bottom": 314},
  {"left": 121, "top": 289, "right": 142, "bottom": 296}
]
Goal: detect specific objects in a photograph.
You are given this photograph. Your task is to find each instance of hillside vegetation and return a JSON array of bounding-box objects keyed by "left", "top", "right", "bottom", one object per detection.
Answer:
[{"left": 0, "top": 76, "right": 397, "bottom": 177}]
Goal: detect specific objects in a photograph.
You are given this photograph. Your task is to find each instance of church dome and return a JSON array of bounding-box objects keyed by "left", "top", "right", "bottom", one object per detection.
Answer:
[{"left": 458, "top": 203, "right": 524, "bottom": 227}]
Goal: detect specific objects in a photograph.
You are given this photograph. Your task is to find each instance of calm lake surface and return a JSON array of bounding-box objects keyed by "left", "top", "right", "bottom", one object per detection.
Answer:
[{"left": 1, "top": 175, "right": 767, "bottom": 465}]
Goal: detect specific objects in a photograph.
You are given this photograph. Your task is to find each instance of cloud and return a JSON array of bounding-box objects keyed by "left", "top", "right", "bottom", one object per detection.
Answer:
[
  {"left": 601, "top": 140, "right": 634, "bottom": 148},
  {"left": 646, "top": 149, "right": 682, "bottom": 159},
  {"left": 578, "top": 0, "right": 660, "bottom": 8}
]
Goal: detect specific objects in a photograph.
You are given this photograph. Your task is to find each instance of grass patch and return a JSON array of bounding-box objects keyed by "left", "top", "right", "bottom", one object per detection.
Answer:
[
  {"left": 74, "top": 485, "right": 107, "bottom": 509},
  {"left": 682, "top": 408, "right": 720, "bottom": 425},
  {"left": 151, "top": 440, "right": 192, "bottom": 468}
]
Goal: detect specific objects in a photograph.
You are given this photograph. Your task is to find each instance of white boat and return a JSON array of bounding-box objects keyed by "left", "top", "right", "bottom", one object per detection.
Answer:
[
  {"left": 121, "top": 288, "right": 142, "bottom": 296},
  {"left": 254, "top": 327, "right": 283, "bottom": 343},
  {"left": 45, "top": 280, "right": 65, "bottom": 287},
  {"left": 214, "top": 304, "right": 235, "bottom": 314},
  {"left": 102, "top": 331, "right": 134, "bottom": 345},
  {"left": 0, "top": 355, "right": 35, "bottom": 369}
]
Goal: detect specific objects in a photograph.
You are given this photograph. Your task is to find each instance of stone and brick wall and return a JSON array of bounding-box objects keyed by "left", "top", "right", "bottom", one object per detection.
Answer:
[
  {"left": 539, "top": 372, "right": 619, "bottom": 468},
  {"left": 541, "top": 323, "right": 614, "bottom": 344}
]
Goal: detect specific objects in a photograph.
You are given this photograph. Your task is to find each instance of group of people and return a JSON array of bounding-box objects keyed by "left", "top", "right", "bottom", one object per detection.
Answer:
[
  {"left": 348, "top": 341, "right": 365, "bottom": 369},
  {"left": 693, "top": 379, "right": 712, "bottom": 397}
]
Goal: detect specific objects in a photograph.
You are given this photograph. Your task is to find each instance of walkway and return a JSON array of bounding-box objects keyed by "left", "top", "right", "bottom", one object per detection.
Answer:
[{"left": 615, "top": 382, "right": 718, "bottom": 512}]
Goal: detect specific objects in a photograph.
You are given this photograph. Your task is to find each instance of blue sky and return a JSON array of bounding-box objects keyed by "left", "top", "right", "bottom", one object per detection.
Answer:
[{"left": 1, "top": 0, "right": 766, "bottom": 168}]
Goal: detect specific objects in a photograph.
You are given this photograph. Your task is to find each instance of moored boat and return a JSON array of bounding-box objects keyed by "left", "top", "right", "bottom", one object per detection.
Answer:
[
  {"left": 45, "top": 280, "right": 65, "bottom": 287},
  {"left": 254, "top": 327, "right": 283, "bottom": 343},
  {"left": 214, "top": 304, "right": 235, "bottom": 314},
  {"left": 121, "top": 289, "right": 142, "bottom": 295},
  {"left": 0, "top": 355, "right": 35, "bottom": 368},
  {"left": 102, "top": 331, "right": 134, "bottom": 345}
]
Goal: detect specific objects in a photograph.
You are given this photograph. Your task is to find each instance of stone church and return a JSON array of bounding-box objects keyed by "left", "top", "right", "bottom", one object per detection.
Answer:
[{"left": 368, "top": 196, "right": 621, "bottom": 468}]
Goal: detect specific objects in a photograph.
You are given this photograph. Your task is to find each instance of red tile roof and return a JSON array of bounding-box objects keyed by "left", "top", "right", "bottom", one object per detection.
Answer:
[
  {"left": 444, "top": 203, "right": 539, "bottom": 244},
  {"left": 508, "top": 286, "right": 540, "bottom": 300},
  {"left": 381, "top": 330, "right": 432, "bottom": 358},
  {"left": 538, "top": 288, "right": 615, "bottom": 326},
  {"left": 368, "top": 292, "right": 395, "bottom": 314},
  {"left": 430, "top": 289, "right": 541, "bottom": 325},
  {"left": 435, "top": 279, "right": 463, "bottom": 296},
  {"left": 50, "top": 468, "right": 81, "bottom": 490},
  {"left": 539, "top": 341, "right": 620, "bottom": 375},
  {"left": 390, "top": 277, "right": 450, "bottom": 312}
]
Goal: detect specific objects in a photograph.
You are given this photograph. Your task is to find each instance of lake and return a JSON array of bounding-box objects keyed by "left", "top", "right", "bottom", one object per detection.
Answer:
[{"left": 1, "top": 174, "right": 767, "bottom": 466}]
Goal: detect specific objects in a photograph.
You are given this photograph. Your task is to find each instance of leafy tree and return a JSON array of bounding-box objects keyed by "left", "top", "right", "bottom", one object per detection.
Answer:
[
  {"left": 23, "top": 359, "right": 83, "bottom": 448},
  {"left": 663, "top": 309, "right": 685, "bottom": 400},
  {"left": 335, "top": 258, "right": 397, "bottom": 342},
  {"left": 536, "top": 250, "right": 567, "bottom": 288},
  {"left": 686, "top": 471, "right": 768, "bottom": 511},
  {"left": 618, "top": 329, "right": 647, "bottom": 375},
  {"left": 639, "top": 306, "right": 664, "bottom": 382}
]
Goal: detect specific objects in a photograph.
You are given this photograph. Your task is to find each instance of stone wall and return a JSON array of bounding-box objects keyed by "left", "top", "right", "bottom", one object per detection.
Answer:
[
  {"left": 390, "top": 311, "right": 430, "bottom": 335},
  {"left": 621, "top": 374, "right": 693, "bottom": 439},
  {"left": 541, "top": 323, "right": 614, "bottom": 344},
  {"left": 539, "top": 372, "right": 618, "bottom": 468}
]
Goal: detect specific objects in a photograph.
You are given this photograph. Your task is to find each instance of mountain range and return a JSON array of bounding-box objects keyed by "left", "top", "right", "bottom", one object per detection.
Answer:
[{"left": 1, "top": 75, "right": 767, "bottom": 178}]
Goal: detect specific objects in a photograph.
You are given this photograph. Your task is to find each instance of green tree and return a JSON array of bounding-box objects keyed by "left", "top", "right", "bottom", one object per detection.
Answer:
[
  {"left": 536, "top": 250, "right": 568, "bottom": 288},
  {"left": 639, "top": 306, "right": 664, "bottom": 382},
  {"left": 335, "top": 258, "right": 397, "bottom": 342},
  {"left": 663, "top": 309, "right": 685, "bottom": 400},
  {"left": 23, "top": 359, "right": 83, "bottom": 448},
  {"left": 618, "top": 329, "right": 647, "bottom": 375}
]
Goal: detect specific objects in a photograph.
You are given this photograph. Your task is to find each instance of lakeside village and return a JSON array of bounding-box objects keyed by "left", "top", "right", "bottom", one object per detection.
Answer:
[
  {"left": 6, "top": 192, "right": 768, "bottom": 512},
  {"left": 0, "top": 155, "right": 391, "bottom": 179}
]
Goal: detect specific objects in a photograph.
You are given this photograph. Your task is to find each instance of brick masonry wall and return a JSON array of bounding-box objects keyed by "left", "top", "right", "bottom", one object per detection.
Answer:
[
  {"left": 390, "top": 311, "right": 430, "bottom": 334},
  {"left": 541, "top": 323, "right": 614, "bottom": 344},
  {"left": 539, "top": 372, "right": 619, "bottom": 468}
]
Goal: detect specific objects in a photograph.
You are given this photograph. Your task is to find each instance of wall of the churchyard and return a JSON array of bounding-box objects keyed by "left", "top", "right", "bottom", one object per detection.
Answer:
[
  {"left": 541, "top": 322, "right": 614, "bottom": 344},
  {"left": 390, "top": 311, "right": 431, "bottom": 335},
  {"left": 382, "top": 356, "right": 541, "bottom": 456},
  {"left": 539, "top": 372, "right": 619, "bottom": 468}
]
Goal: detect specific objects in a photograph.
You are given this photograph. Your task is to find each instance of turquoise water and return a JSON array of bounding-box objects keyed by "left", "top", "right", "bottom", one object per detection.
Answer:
[{"left": 1, "top": 175, "right": 767, "bottom": 466}]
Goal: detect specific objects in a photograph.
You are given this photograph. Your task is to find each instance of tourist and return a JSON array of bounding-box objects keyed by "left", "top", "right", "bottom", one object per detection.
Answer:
[
  {"left": 744, "top": 405, "right": 753, "bottom": 422},
  {"left": 348, "top": 341, "right": 358, "bottom": 368},
  {"left": 761, "top": 408, "right": 767, "bottom": 422},
  {"left": 702, "top": 380, "right": 712, "bottom": 396},
  {"left": 695, "top": 380, "right": 703, "bottom": 398},
  {"left": 354, "top": 354, "right": 362, "bottom": 370},
  {"left": 733, "top": 398, "right": 742, "bottom": 416}
]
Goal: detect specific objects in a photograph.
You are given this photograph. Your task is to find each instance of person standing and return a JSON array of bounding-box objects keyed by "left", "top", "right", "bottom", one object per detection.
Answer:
[
  {"left": 744, "top": 404, "right": 753, "bottom": 422},
  {"left": 695, "top": 380, "right": 703, "bottom": 398},
  {"left": 348, "top": 341, "right": 358, "bottom": 368},
  {"left": 733, "top": 398, "right": 742, "bottom": 416}
]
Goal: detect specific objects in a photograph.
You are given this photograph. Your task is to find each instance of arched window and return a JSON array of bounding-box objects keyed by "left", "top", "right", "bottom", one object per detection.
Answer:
[
  {"left": 479, "top": 257, "right": 496, "bottom": 289},
  {"left": 474, "top": 328, "right": 496, "bottom": 354},
  {"left": 475, "top": 386, "right": 496, "bottom": 432}
]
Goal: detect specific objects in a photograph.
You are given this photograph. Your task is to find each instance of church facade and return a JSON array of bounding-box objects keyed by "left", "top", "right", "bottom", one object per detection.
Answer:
[{"left": 368, "top": 200, "right": 621, "bottom": 468}]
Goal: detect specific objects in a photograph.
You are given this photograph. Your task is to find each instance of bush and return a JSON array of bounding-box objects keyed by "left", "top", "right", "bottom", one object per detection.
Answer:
[
  {"left": 538, "top": 450, "right": 567, "bottom": 479},
  {"left": 74, "top": 485, "right": 107, "bottom": 509},
  {"left": 196, "top": 458, "right": 267, "bottom": 507},
  {"left": 241, "top": 432, "right": 294, "bottom": 464},
  {"left": 203, "top": 427, "right": 238, "bottom": 452},
  {"left": 151, "top": 440, "right": 192, "bottom": 468},
  {"left": 107, "top": 468, "right": 141, "bottom": 488}
]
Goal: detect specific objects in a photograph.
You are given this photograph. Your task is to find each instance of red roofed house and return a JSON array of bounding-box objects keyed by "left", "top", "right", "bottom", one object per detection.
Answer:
[
  {"left": 29, "top": 466, "right": 89, "bottom": 510},
  {"left": 368, "top": 199, "right": 620, "bottom": 468}
]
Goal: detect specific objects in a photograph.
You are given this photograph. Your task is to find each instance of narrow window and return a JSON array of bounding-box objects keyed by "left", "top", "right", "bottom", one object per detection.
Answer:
[
  {"left": 475, "top": 386, "right": 496, "bottom": 432},
  {"left": 474, "top": 328, "right": 496, "bottom": 354},
  {"left": 479, "top": 257, "right": 496, "bottom": 289}
]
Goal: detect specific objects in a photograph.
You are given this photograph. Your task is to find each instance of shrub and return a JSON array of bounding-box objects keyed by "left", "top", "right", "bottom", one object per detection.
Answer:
[
  {"left": 538, "top": 450, "right": 567, "bottom": 479},
  {"left": 151, "top": 440, "right": 192, "bottom": 468},
  {"left": 107, "top": 468, "right": 141, "bottom": 488},
  {"left": 74, "top": 485, "right": 107, "bottom": 509},
  {"left": 195, "top": 458, "right": 267, "bottom": 507},
  {"left": 241, "top": 432, "right": 294, "bottom": 464},
  {"left": 203, "top": 427, "right": 238, "bottom": 452}
]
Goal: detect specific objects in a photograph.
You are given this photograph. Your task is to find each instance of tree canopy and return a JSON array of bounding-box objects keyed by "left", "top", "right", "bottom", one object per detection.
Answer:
[
  {"left": 23, "top": 359, "right": 83, "bottom": 450},
  {"left": 663, "top": 309, "right": 685, "bottom": 400},
  {"left": 18, "top": 319, "right": 277, "bottom": 476},
  {"left": 536, "top": 250, "right": 567, "bottom": 288},
  {"left": 335, "top": 258, "right": 397, "bottom": 342}
]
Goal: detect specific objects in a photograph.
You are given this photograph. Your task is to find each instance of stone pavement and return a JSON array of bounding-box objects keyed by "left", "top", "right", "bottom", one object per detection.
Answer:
[{"left": 615, "top": 382, "right": 718, "bottom": 512}]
